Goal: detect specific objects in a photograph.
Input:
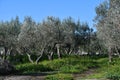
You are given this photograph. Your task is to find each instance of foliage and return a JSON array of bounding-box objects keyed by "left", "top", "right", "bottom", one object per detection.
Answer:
[
  {"left": 83, "top": 58, "right": 120, "bottom": 79},
  {"left": 85, "top": 58, "right": 108, "bottom": 79},
  {"left": 95, "top": 0, "right": 120, "bottom": 62},
  {"left": 8, "top": 54, "right": 38, "bottom": 64},
  {"left": 59, "top": 64, "right": 87, "bottom": 73},
  {"left": 106, "top": 66, "right": 120, "bottom": 80},
  {"left": 0, "top": 16, "right": 21, "bottom": 60},
  {"left": 16, "top": 63, "right": 53, "bottom": 74},
  {"left": 0, "top": 16, "right": 100, "bottom": 64},
  {"left": 45, "top": 73, "right": 74, "bottom": 80},
  {"left": 39, "top": 56, "right": 98, "bottom": 73},
  {"left": 15, "top": 56, "right": 98, "bottom": 74},
  {"left": 105, "top": 58, "right": 120, "bottom": 80}
]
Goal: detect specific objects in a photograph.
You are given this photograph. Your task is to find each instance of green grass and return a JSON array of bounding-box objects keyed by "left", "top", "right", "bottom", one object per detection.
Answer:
[
  {"left": 45, "top": 73, "right": 74, "bottom": 80},
  {"left": 16, "top": 63, "right": 53, "bottom": 74},
  {"left": 106, "top": 65, "right": 120, "bottom": 80},
  {"left": 81, "top": 58, "right": 108, "bottom": 79},
  {"left": 15, "top": 55, "right": 120, "bottom": 80},
  {"left": 82, "top": 57, "right": 120, "bottom": 80},
  {"left": 15, "top": 55, "right": 98, "bottom": 74},
  {"left": 59, "top": 64, "right": 87, "bottom": 73},
  {"left": 105, "top": 59, "right": 120, "bottom": 80},
  {"left": 41, "top": 56, "right": 98, "bottom": 73},
  {"left": 86, "top": 70, "right": 107, "bottom": 79}
]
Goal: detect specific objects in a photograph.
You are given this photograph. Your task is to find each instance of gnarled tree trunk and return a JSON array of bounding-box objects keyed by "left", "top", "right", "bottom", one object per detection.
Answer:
[
  {"left": 115, "top": 46, "right": 120, "bottom": 58},
  {"left": 3, "top": 47, "right": 8, "bottom": 61},
  {"left": 48, "top": 52, "right": 53, "bottom": 60},
  {"left": 108, "top": 46, "right": 112, "bottom": 62},
  {"left": 26, "top": 53, "right": 34, "bottom": 63},
  {"left": 56, "top": 44, "right": 61, "bottom": 59},
  {"left": 35, "top": 43, "right": 47, "bottom": 64}
]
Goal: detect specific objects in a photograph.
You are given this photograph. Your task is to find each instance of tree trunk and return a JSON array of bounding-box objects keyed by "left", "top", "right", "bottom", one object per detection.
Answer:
[
  {"left": 26, "top": 53, "right": 34, "bottom": 63},
  {"left": 108, "top": 47, "right": 112, "bottom": 62},
  {"left": 68, "top": 48, "right": 74, "bottom": 55},
  {"left": 56, "top": 44, "right": 61, "bottom": 59},
  {"left": 64, "top": 49, "right": 69, "bottom": 54},
  {"left": 35, "top": 44, "right": 46, "bottom": 64},
  {"left": 3, "top": 47, "right": 8, "bottom": 61},
  {"left": 115, "top": 46, "right": 120, "bottom": 58},
  {"left": 35, "top": 54, "right": 42, "bottom": 64},
  {"left": 48, "top": 52, "right": 53, "bottom": 60}
]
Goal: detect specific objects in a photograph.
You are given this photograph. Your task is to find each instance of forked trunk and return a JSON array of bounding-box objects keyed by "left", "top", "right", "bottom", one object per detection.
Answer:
[
  {"left": 35, "top": 54, "right": 42, "bottom": 64},
  {"left": 48, "top": 52, "right": 53, "bottom": 60},
  {"left": 35, "top": 44, "right": 47, "bottom": 64},
  {"left": 26, "top": 53, "right": 34, "bottom": 63}
]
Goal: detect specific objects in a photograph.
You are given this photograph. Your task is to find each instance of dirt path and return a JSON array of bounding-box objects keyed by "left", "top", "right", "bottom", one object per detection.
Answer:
[
  {"left": 0, "top": 72, "right": 57, "bottom": 80},
  {"left": 0, "top": 69, "right": 96, "bottom": 80},
  {"left": 73, "top": 68, "right": 109, "bottom": 80},
  {"left": 0, "top": 75, "right": 45, "bottom": 80},
  {"left": 73, "top": 68, "right": 97, "bottom": 80},
  {"left": 1, "top": 76, "right": 44, "bottom": 80},
  {"left": 0, "top": 69, "right": 107, "bottom": 80}
]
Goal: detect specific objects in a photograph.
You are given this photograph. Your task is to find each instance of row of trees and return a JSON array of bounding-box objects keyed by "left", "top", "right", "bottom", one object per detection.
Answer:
[
  {"left": 95, "top": 0, "right": 120, "bottom": 62},
  {"left": 2, "top": 0, "right": 120, "bottom": 64},
  {"left": 1, "top": 0, "right": 119, "bottom": 64},
  {"left": 0, "top": 16, "right": 102, "bottom": 64}
]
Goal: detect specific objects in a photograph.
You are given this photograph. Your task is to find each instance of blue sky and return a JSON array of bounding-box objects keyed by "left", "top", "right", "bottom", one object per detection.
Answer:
[{"left": 0, "top": 0, "right": 105, "bottom": 28}]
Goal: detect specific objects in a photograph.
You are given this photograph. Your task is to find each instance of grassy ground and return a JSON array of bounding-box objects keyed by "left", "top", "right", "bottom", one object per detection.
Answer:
[
  {"left": 76, "top": 58, "right": 108, "bottom": 79},
  {"left": 15, "top": 55, "right": 120, "bottom": 80},
  {"left": 16, "top": 56, "right": 98, "bottom": 74},
  {"left": 80, "top": 57, "right": 120, "bottom": 80}
]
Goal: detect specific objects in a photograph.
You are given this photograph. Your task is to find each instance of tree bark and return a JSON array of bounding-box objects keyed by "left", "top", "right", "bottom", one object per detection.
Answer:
[
  {"left": 68, "top": 48, "right": 74, "bottom": 55},
  {"left": 108, "top": 46, "right": 112, "bottom": 62},
  {"left": 115, "top": 46, "right": 120, "bottom": 58},
  {"left": 35, "top": 54, "right": 42, "bottom": 64},
  {"left": 56, "top": 44, "right": 61, "bottom": 59},
  {"left": 3, "top": 47, "right": 8, "bottom": 61},
  {"left": 48, "top": 52, "right": 53, "bottom": 60},
  {"left": 35, "top": 43, "right": 47, "bottom": 64},
  {"left": 26, "top": 53, "right": 34, "bottom": 63}
]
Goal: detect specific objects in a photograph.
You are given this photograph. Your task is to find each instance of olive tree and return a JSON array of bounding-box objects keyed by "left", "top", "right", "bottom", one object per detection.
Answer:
[
  {"left": 95, "top": 0, "right": 120, "bottom": 62},
  {"left": 18, "top": 16, "right": 37, "bottom": 63},
  {"left": 0, "top": 16, "right": 21, "bottom": 60}
]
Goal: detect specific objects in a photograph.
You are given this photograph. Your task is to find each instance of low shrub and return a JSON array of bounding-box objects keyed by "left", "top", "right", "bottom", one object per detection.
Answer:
[
  {"left": 41, "top": 56, "right": 99, "bottom": 74},
  {"left": 45, "top": 73, "right": 74, "bottom": 80},
  {"left": 41, "top": 59, "right": 66, "bottom": 70},
  {"left": 16, "top": 63, "right": 53, "bottom": 74},
  {"left": 15, "top": 56, "right": 99, "bottom": 74},
  {"left": 60, "top": 64, "right": 87, "bottom": 73},
  {"left": 106, "top": 65, "right": 120, "bottom": 80}
]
